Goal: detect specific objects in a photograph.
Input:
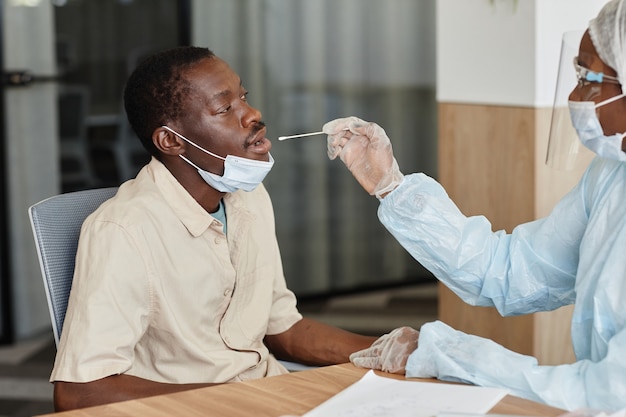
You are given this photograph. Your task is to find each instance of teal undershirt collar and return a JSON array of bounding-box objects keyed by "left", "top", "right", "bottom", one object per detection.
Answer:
[{"left": 212, "top": 199, "right": 227, "bottom": 234}]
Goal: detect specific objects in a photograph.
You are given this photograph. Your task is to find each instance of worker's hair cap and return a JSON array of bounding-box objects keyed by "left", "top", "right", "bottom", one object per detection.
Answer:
[{"left": 589, "top": 0, "right": 626, "bottom": 93}]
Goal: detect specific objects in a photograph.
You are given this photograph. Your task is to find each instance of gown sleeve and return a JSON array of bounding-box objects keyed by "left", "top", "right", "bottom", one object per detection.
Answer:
[
  {"left": 407, "top": 320, "right": 626, "bottom": 412},
  {"left": 378, "top": 172, "right": 588, "bottom": 315}
]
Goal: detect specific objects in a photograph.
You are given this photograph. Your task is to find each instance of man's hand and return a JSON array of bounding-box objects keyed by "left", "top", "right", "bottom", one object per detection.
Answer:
[
  {"left": 323, "top": 116, "right": 403, "bottom": 199},
  {"left": 349, "top": 326, "right": 419, "bottom": 374}
]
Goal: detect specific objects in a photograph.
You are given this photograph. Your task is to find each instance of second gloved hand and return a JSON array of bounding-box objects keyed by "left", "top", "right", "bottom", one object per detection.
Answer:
[
  {"left": 349, "top": 326, "right": 419, "bottom": 374},
  {"left": 322, "top": 116, "right": 404, "bottom": 199}
]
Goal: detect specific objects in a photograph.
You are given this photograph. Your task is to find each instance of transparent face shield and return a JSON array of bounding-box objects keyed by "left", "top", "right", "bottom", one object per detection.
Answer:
[{"left": 546, "top": 30, "right": 595, "bottom": 170}]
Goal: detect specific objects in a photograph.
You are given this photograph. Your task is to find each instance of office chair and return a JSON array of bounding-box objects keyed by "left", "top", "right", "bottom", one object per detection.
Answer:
[
  {"left": 28, "top": 187, "right": 118, "bottom": 346},
  {"left": 27, "top": 186, "right": 315, "bottom": 371}
]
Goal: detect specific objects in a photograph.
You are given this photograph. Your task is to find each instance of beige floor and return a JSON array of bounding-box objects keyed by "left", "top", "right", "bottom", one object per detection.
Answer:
[{"left": 0, "top": 332, "right": 55, "bottom": 417}]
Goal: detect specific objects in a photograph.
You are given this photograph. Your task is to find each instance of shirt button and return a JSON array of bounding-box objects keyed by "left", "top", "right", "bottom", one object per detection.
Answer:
[
  {"left": 214, "top": 237, "right": 221, "bottom": 244},
  {"left": 224, "top": 289, "right": 231, "bottom": 297}
]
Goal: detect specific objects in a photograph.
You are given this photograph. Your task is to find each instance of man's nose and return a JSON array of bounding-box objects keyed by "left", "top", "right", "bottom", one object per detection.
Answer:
[{"left": 241, "top": 103, "right": 262, "bottom": 127}]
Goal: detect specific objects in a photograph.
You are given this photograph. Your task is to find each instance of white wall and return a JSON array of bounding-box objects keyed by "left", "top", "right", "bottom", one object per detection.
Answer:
[{"left": 437, "top": 0, "right": 608, "bottom": 107}]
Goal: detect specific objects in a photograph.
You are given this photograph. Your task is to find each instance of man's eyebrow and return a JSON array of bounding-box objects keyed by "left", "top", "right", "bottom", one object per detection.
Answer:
[
  {"left": 209, "top": 90, "right": 230, "bottom": 102},
  {"left": 208, "top": 78, "right": 243, "bottom": 102}
]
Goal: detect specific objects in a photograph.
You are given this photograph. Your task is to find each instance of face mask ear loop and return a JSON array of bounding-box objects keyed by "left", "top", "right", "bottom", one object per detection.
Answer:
[
  {"left": 595, "top": 92, "right": 626, "bottom": 108},
  {"left": 179, "top": 154, "right": 203, "bottom": 171},
  {"left": 161, "top": 125, "right": 226, "bottom": 161},
  {"left": 594, "top": 101, "right": 626, "bottom": 144}
]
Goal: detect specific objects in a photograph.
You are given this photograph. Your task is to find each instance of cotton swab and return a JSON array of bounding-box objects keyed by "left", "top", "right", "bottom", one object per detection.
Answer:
[{"left": 278, "top": 131, "right": 325, "bottom": 141}]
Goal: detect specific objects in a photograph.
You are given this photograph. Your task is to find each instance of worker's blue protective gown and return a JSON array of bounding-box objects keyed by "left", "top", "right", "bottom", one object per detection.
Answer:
[{"left": 379, "top": 156, "right": 626, "bottom": 412}]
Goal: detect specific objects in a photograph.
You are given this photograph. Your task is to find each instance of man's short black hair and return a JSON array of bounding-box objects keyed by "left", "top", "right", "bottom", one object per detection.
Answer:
[{"left": 124, "top": 46, "right": 216, "bottom": 157}]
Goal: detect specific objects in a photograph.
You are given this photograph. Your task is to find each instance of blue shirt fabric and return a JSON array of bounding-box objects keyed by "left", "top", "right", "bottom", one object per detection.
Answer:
[{"left": 379, "top": 156, "right": 626, "bottom": 411}]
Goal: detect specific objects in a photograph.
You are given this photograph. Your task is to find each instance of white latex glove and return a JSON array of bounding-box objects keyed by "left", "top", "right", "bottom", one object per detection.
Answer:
[
  {"left": 322, "top": 116, "right": 403, "bottom": 199},
  {"left": 349, "top": 326, "right": 419, "bottom": 374}
]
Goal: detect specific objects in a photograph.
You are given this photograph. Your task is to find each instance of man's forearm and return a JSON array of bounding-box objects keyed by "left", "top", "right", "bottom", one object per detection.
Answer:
[
  {"left": 54, "top": 374, "right": 219, "bottom": 411},
  {"left": 265, "top": 317, "right": 377, "bottom": 366}
]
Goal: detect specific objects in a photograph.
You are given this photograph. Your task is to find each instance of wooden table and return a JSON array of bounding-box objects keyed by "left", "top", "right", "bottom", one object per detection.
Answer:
[{"left": 37, "top": 363, "right": 566, "bottom": 417}]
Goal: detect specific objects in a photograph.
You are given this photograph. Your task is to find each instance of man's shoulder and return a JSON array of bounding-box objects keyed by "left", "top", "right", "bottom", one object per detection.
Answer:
[{"left": 87, "top": 178, "right": 166, "bottom": 228}]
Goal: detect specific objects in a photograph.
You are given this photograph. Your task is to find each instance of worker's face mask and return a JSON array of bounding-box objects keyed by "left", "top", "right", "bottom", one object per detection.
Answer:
[
  {"left": 162, "top": 126, "right": 274, "bottom": 193},
  {"left": 568, "top": 92, "right": 626, "bottom": 162}
]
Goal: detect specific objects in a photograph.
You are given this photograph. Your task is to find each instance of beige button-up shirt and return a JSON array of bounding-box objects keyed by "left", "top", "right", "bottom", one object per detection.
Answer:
[{"left": 51, "top": 158, "right": 302, "bottom": 384}]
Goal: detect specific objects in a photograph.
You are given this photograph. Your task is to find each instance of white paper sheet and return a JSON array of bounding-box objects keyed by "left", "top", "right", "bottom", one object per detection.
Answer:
[{"left": 302, "top": 370, "right": 508, "bottom": 417}]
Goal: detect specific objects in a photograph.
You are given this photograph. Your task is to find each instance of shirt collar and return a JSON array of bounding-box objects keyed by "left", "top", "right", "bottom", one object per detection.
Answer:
[{"left": 146, "top": 157, "right": 243, "bottom": 237}]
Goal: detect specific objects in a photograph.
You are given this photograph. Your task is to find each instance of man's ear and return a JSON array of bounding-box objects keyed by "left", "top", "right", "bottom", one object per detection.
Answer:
[{"left": 153, "top": 126, "right": 184, "bottom": 156}]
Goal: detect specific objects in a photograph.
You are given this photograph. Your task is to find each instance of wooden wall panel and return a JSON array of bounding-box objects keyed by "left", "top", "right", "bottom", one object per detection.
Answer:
[
  {"left": 437, "top": 102, "right": 535, "bottom": 356},
  {"left": 438, "top": 103, "right": 536, "bottom": 229},
  {"left": 437, "top": 102, "right": 578, "bottom": 364}
]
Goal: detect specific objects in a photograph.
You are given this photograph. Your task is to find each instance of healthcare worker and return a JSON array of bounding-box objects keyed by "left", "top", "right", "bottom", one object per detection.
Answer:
[{"left": 323, "top": 0, "right": 626, "bottom": 412}]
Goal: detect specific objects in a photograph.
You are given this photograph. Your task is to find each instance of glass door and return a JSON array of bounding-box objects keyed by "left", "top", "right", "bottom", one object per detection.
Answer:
[
  {"left": 1, "top": 0, "right": 58, "bottom": 343},
  {"left": 0, "top": 0, "right": 189, "bottom": 344},
  {"left": 54, "top": 0, "right": 190, "bottom": 192},
  {"left": 0, "top": 0, "right": 10, "bottom": 344}
]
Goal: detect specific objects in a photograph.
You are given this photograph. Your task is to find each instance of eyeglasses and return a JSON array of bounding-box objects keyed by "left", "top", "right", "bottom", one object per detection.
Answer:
[{"left": 573, "top": 56, "right": 621, "bottom": 87}]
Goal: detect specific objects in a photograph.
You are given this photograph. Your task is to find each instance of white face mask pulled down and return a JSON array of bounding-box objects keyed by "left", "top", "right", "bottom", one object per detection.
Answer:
[
  {"left": 162, "top": 126, "right": 274, "bottom": 192},
  {"left": 568, "top": 93, "right": 626, "bottom": 162}
]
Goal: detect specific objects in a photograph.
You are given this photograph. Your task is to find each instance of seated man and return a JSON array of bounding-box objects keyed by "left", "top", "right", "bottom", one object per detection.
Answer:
[{"left": 51, "top": 46, "right": 418, "bottom": 411}]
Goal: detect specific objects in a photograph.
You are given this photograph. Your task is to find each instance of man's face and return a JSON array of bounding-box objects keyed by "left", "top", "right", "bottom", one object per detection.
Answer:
[
  {"left": 173, "top": 57, "right": 271, "bottom": 176},
  {"left": 569, "top": 31, "right": 626, "bottom": 139}
]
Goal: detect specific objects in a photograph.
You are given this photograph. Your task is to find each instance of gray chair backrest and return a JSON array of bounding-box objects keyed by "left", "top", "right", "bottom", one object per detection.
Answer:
[{"left": 28, "top": 187, "right": 118, "bottom": 346}]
